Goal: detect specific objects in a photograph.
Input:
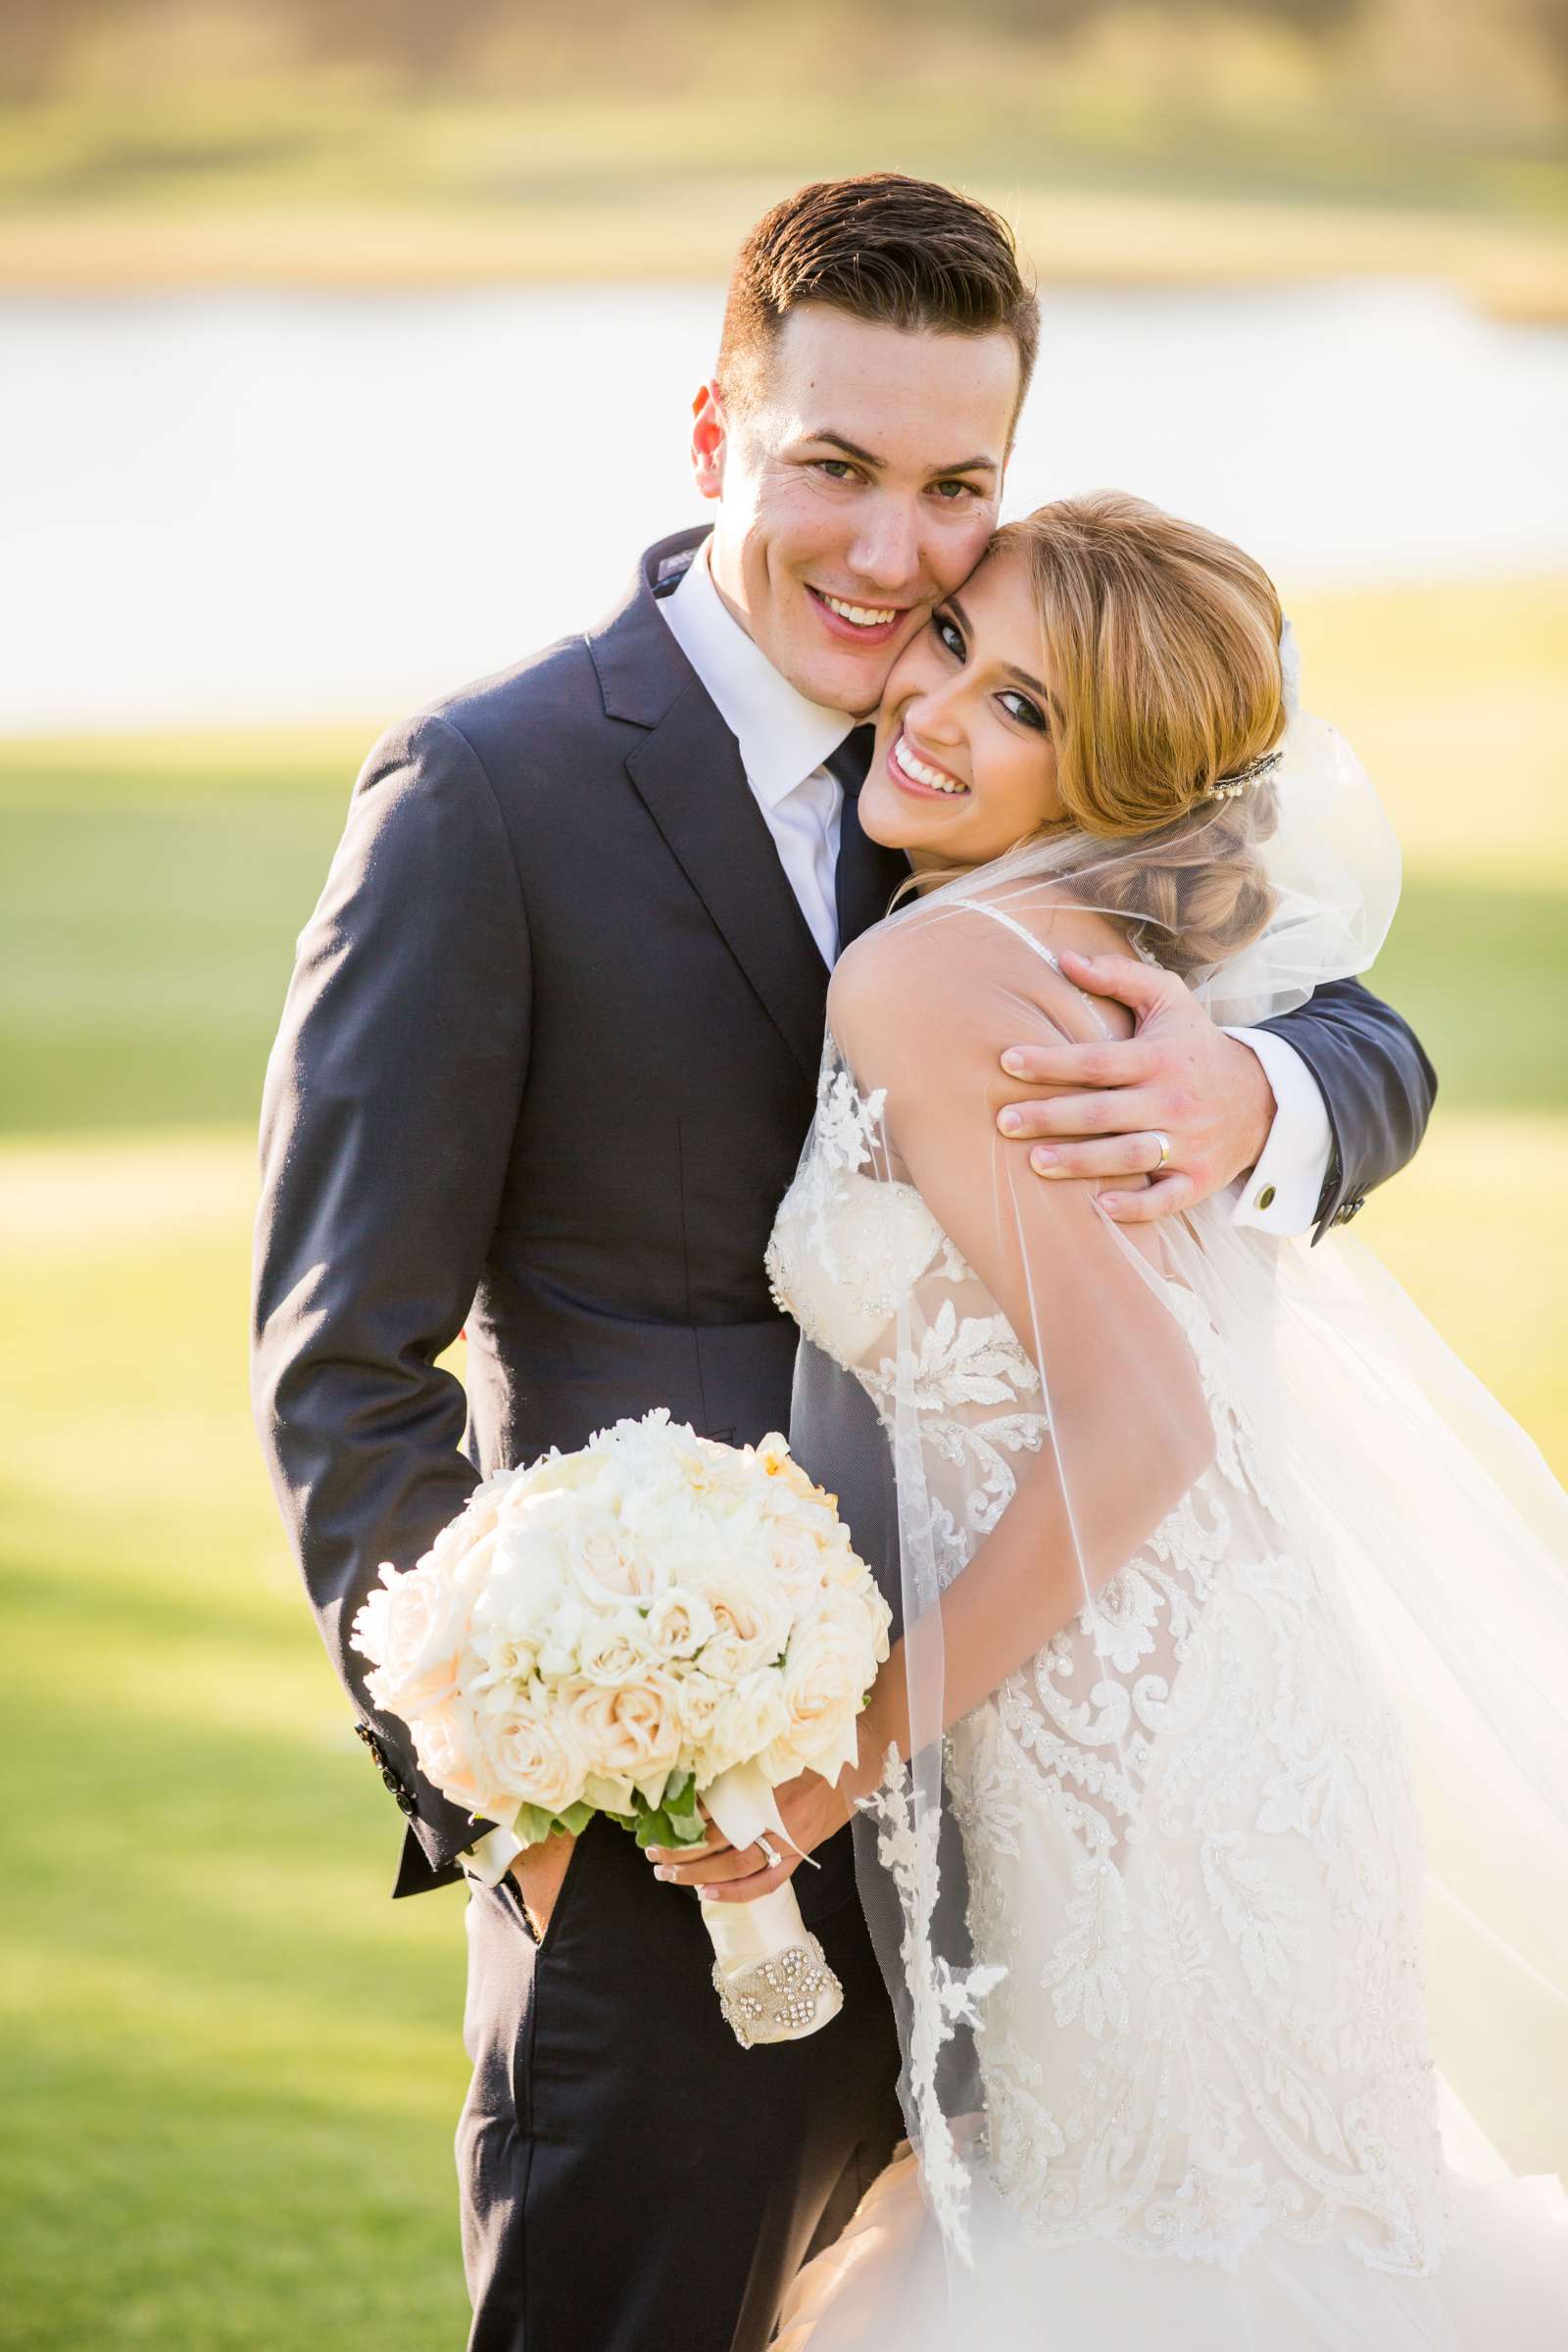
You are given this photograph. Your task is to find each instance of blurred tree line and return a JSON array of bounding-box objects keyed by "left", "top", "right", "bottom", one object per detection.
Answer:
[
  {"left": 2, "top": 0, "right": 1562, "bottom": 222},
  {"left": 4, "top": 0, "right": 1564, "bottom": 120}
]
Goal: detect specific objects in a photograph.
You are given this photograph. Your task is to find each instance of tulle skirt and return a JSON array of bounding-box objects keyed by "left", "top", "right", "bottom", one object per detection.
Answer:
[{"left": 776, "top": 2096, "right": 1568, "bottom": 2352}]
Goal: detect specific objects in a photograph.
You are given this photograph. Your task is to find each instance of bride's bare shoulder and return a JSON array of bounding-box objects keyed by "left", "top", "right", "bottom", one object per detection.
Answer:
[{"left": 828, "top": 894, "right": 1130, "bottom": 1057}]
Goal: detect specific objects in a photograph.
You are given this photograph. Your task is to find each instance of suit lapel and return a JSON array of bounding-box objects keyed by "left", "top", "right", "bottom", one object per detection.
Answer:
[
  {"left": 589, "top": 532, "right": 830, "bottom": 1084},
  {"left": 624, "top": 682, "right": 830, "bottom": 1083}
]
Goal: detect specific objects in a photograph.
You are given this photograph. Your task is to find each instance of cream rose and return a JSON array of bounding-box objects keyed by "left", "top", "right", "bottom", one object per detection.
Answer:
[
  {"left": 476, "top": 1521, "right": 570, "bottom": 1642},
  {"left": 353, "top": 1558, "right": 470, "bottom": 1717},
  {"left": 820, "top": 1531, "right": 868, "bottom": 1591},
  {"left": 808, "top": 1571, "right": 889, "bottom": 1645},
  {"left": 641, "top": 1586, "right": 715, "bottom": 1663},
  {"left": 463, "top": 1622, "right": 544, "bottom": 1709},
  {"left": 575, "top": 1609, "right": 653, "bottom": 1688},
  {"left": 430, "top": 1468, "right": 514, "bottom": 1563},
  {"left": 511, "top": 1451, "right": 611, "bottom": 1499},
  {"left": 472, "top": 1699, "right": 588, "bottom": 1820},
  {"left": 764, "top": 1522, "right": 832, "bottom": 1612},
  {"left": 534, "top": 1595, "right": 593, "bottom": 1681},
  {"left": 565, "top": 1677, "right": 682, "bottom": 1805},
  {"left": 768, "top": 1606, "right": 878, "bottom": 1781},
  {"left": 704, "top": 1666, "right": 790, "bottom": 1782},
  {"left": 692, "top": 1572, "right": 792, "bottom": 1681},
  {"left": 409, "top": 1695, "right": 489, "bottom": 1818},
  {"left": 569, "top": 1520, "right": 665, "bottom": 1605},
  {"left": 669, "top": 1666, "right": 723, "bottom": 1753}
]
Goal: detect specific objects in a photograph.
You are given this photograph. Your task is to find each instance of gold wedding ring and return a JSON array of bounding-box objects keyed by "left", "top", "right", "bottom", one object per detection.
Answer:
[{"left": 1151, "top": 1130, "right": 1173, "bottom": 1171}]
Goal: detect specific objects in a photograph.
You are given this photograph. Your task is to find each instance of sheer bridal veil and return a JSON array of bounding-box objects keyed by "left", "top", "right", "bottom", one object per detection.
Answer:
[{"left": 823, "top": 677, "right": 1568, "bottom": 2279}]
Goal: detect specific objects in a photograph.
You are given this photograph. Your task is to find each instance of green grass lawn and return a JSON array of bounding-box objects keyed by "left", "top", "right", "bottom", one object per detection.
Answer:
[
  {"left": 3, "top": 575, "right": 1565, "bottom": 2344},
  {"left": 1, "top": 1137, "right": 472, "bottom": 2347}
]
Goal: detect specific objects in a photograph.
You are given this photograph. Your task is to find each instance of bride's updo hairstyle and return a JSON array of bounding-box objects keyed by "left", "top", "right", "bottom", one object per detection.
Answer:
[{"left": 999, "top": 491, "right": 1287, "bottom": 979}]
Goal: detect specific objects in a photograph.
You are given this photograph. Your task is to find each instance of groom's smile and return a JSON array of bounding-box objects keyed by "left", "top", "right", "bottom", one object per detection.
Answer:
[
  {"left": 690, "top": 302, "right": 1020, "bottom": 714},
  {"left": 806, "top": 585, "right": 907, "bottom": 647}
]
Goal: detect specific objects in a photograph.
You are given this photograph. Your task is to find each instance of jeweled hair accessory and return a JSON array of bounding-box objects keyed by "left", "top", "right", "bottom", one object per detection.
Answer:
[{"left": 1201, "top": 745, "right": 1285, "bottom": 803}]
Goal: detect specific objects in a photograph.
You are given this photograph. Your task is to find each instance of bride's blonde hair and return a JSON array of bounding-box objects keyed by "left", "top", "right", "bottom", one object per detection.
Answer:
[{"left": 996, "top": 491, "right": 1287, "bottom": 978}]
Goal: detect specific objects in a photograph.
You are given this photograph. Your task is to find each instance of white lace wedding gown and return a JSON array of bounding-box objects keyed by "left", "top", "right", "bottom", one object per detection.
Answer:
[{"left": 765, "top": 962, "right": 1568, "bottom": 2346}]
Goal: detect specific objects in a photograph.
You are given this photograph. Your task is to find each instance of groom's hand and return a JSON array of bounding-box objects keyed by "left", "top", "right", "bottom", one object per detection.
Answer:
[
  {"left": 995, "top": 950, "right": 1275, "bottom": 1225},
  {"left": 645, "top": 1773, "right": 850, "bottom": 1905}
]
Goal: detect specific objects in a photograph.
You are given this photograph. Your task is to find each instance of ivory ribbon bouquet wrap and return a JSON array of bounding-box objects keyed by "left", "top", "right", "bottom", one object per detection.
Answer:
[{"left": 351, "top": 1411, "right": 892, "bottom": 2045}]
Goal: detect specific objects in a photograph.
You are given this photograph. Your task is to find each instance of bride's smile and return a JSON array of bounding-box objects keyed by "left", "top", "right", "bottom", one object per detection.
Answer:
[{"left": 859, "top": 546, "right": 1067, "bottom": 872}]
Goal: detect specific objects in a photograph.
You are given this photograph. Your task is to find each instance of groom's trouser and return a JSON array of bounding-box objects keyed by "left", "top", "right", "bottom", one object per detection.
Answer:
[{"left": 458, "top": 1814, "right": 903, "bottom": 2352}]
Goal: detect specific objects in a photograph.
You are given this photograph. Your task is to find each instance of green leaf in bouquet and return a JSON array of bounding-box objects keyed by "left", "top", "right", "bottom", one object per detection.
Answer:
[
  {"left": 623, "top": 1771, "right": 709, "bottom": 1851},
  {"left": 660, "top": 1776, "right": 707, "bottom": 1846},
  {"left": 512, "top": 1799, "right": 598, "bottom": 1846},
  {"left": 628, "top": 1802, "right": 678, "bottom": 1851}
]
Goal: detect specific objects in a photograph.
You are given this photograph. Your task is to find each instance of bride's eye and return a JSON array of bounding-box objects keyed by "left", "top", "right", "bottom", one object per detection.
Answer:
[
  {"left": 999, "top": 689, "right": 1048, "bottom": 734},
  {"left": 933, "top": 612, "right": 965, "bottom": 661}
]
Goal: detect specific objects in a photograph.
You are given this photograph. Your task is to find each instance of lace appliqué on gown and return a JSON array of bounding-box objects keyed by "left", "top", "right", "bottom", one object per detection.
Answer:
[{"left": 767, "top": 1041, "right": 1446, "bottom": 2278}]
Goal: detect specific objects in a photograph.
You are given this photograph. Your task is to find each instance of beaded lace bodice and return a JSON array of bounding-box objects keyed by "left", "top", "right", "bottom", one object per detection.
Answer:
[{"left": 766, "top": 1022, "right": 1446, "bottom": 2275}]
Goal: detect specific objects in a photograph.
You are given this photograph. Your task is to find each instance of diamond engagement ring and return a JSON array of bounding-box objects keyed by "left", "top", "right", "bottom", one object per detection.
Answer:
[
  {"left": 1151, "top": 1131, "right": 1173, "bottom": 1171},
  {"left": 755, "top": 1836, "right": 780, "bottom": 1868}
]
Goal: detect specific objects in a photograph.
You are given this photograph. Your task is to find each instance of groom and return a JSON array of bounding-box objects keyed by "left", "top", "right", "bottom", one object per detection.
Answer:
[{"left": 252, "top": 174, "right": 1436, "bottom": 2352}]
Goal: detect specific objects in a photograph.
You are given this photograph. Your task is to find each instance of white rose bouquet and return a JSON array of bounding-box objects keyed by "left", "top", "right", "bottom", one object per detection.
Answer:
[{"left": 351, "top": 1411, "right": 892, "bottom": 2045}]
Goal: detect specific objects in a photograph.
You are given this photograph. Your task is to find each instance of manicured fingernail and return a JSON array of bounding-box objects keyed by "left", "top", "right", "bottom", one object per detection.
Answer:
[
  {"left": 999, "top": 1109, "right": 1023, "bottom": 1135},
  {"left": 1031, "top": 1149, "right": 1058, "bottom": 1172},
  {"left": 1001, "top": 1051, "right": 1027, "bottom": 1077},
  {"left": 699, "top": 1886, "right": 718, "bottom": 1902},
  {"left": 654, "top": 1866, "right": 672, "bottom": 1883},
  {"left": 1100, "top": 1196, "right": 1123, "bottom": 1215}
]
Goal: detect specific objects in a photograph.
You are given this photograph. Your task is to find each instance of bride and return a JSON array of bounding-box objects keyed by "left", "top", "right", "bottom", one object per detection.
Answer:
[{"left": 662, "top": 492, "right": 1568, "bottom": 2343}]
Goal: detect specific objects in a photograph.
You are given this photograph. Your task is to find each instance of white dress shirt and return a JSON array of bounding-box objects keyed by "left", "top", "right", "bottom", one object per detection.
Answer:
[
  {"left": 459, "top": 541, "right": 1331, "bottom": 1887},
  {"left": 661, "top": 541, "right": 853, "bottom": 965}
]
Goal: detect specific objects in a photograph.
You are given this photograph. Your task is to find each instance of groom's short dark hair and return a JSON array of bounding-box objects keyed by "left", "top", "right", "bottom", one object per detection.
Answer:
[{"left": 717, "top": 172, "right": 1039, "bottom": 420}]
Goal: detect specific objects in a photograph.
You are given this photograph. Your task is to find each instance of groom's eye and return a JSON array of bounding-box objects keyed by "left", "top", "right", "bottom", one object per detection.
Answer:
[
  {"left": 814, "top": 460, "right": 859, "bottom": 483},
  {"left": 932, "top": 478, "right": 979, "bottom": 502}
]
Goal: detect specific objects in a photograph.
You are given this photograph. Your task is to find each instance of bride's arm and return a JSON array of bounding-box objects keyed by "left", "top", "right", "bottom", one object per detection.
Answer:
[{"left": 832, "top": 912, "right": 1216, "bottom": 1800}]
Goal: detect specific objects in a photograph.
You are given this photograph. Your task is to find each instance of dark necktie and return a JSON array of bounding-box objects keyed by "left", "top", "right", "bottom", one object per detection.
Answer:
[{"left": 827, "top": 725, "right": 906, "bottom": 953}]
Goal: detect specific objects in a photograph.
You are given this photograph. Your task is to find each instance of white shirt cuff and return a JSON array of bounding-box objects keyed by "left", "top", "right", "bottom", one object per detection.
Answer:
[
  {"left": 1224, "top": 1028, "right": 1334, "bottom": 1238},
  {"left": 461, "top": 1824, "right": 523, "bottom": 1886}
]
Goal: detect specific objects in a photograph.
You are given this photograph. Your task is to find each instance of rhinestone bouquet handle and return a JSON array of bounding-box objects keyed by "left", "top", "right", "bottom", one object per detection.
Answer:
[
  {"left": 705, "top": 1883, "right": 844, "bottom": 2047},
  {"left": 699, "top": 1760, "right": 844, "bottom": 2045}
]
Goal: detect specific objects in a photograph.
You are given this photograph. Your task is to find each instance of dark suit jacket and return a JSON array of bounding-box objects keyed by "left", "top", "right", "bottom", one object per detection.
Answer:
[{"left": 251, "top": 525, "right": 1437, "bottom": 1897}]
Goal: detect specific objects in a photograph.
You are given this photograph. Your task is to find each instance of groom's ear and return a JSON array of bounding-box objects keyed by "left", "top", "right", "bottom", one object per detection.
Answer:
[{"left": 690, "top": 382, "right": 727, "bottom": 503}]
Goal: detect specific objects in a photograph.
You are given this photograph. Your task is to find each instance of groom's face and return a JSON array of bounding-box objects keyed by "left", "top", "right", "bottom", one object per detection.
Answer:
[{"left": 693, "top": 304, "right": 1018, "bottom": 713}]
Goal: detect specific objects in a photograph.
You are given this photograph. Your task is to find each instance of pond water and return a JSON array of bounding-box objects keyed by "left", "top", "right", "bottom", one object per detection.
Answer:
[{"left": 2, "top": 275, "right": 1564, "bottom": 731}]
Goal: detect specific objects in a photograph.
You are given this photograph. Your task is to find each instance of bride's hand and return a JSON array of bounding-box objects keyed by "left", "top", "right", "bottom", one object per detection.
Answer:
[{"left": 644, "top": 1770, "right": 852, "bottom": 1905}]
